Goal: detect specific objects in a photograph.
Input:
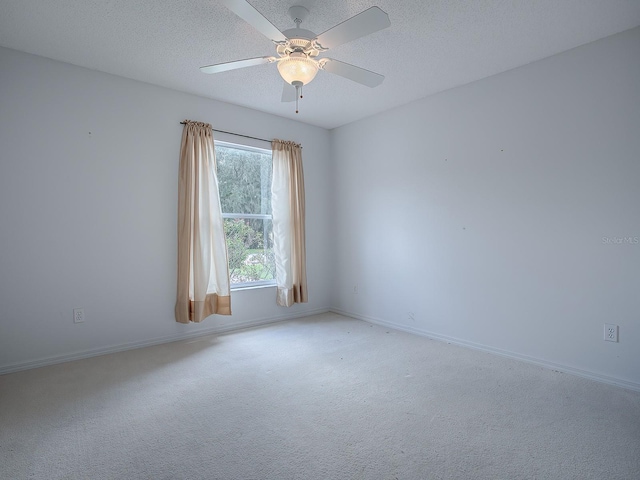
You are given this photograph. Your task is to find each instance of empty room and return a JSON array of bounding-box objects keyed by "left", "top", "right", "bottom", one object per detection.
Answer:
[{"left": 1, "top": 1, "right": 639, "bottom": 478}]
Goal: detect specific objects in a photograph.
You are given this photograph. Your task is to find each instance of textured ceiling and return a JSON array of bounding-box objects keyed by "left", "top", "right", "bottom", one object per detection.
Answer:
[{"left": 1, "top": 0, "right": 640, "bottom": 129}]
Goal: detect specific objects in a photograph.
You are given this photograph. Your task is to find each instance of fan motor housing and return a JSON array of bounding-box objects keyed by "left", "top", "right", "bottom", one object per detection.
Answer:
[{"left": 282, "top": 28, "right": 316, "bottom": 41}]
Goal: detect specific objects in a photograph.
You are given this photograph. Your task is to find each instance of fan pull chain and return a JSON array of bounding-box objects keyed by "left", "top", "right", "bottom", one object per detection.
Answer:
[{"left": 295, "top": 84, "right": 300, "bottom": 113}]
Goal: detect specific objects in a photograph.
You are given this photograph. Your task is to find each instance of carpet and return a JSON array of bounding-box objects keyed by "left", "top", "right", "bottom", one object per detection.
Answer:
[{"left": 1, "top": 313, "right": 639, "bottom": 479}]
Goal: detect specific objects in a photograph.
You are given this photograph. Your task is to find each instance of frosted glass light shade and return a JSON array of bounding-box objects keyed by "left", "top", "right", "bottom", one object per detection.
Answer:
[{"left": 277, "top": 54, "right": 319, "bottom": 85}]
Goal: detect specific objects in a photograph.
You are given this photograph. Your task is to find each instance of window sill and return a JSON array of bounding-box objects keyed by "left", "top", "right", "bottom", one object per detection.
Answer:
[{"left": 231, "top": 282, "right": 276, "bottom": 292}]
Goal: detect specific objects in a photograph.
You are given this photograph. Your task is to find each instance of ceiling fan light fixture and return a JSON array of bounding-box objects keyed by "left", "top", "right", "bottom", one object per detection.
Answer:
[
  {"left": 206, "top": 1, "right": 391, "bottom": 114},
  {"left": 277, "top": 52, "right": 319, "bottom": 86}
]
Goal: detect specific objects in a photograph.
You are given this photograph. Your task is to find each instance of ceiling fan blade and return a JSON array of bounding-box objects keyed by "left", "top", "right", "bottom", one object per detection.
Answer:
[
  {"left": 281, "top": 82, "right": 297, "bottom": 102},
  {"left": 200, "top": 56, "right": 274, "bottom": 74},
  {"left": 321, "top": 59, "right": 384, "bottom": 87},
  {"left": 222, "top": 0, "right": 287, "bottom": 43},
  {"left": 314, "top": 7, "right": 390, "bottom": 50}
]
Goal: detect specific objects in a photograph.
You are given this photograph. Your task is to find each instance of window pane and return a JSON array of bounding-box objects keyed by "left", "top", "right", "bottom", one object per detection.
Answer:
[
  {"left": 216, "top": 145, "right": 272, "bottom": 215},
  {"left": 224, "top": 218, "right": 275, "bottom": 284}
]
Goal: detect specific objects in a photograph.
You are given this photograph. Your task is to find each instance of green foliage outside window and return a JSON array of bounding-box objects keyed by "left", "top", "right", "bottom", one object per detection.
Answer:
[{"left": 215, "top": 144, "right": 276, "bottom": 285}]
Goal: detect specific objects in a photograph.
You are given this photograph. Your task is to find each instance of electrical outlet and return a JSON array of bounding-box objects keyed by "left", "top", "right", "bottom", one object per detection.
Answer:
[
  {"left": 73, "top": 308, "right": 85, "bottom": 324},
  {"left": 604, "top": 324, "right": 618, "bottom": 342}
]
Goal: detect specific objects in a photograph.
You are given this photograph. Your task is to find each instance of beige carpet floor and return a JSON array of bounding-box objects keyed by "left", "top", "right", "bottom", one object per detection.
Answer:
[{"left": 1, "top": 312, "right": 639, "bottom": 479}]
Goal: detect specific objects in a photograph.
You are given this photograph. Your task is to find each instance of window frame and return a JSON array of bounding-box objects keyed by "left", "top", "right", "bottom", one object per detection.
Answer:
[{"left": 214, "top": 137, "right": 276, "bottom": 290}]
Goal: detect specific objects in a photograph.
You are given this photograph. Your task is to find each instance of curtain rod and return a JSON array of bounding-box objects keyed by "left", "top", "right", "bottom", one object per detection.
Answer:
[{"left": 179, "top": 122, "right": 271, "bottom": 144}]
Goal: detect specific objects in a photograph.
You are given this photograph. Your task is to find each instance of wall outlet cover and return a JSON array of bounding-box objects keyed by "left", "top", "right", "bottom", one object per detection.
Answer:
[
  {"left": 604, "top": 324, "right": 618, "bottom": 342},
  {"left": 73, "top": 308, "right": 85, "bottom": 324}
]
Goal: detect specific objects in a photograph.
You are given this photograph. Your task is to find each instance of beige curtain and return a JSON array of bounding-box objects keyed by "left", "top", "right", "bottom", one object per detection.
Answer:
[
  {"left": 271, "top": 139, "right": 308, "bottom": 306},
  {"left": 175, "top": 120, "right": 231, "bottom": 323}
]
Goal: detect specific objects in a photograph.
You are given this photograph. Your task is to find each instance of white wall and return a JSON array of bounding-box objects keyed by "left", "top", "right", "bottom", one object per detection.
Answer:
[
  {"left": 0, "top": 47, "right": 332, "bottom": 372},
  {"left": 331, "top": 27, "right": 640, "bottom": 388}
]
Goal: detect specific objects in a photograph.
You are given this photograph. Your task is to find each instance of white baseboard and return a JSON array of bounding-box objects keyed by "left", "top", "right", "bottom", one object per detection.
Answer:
[
  {"left": 5, "top": 306, "right": 638, "bottom": 393},
  {"left": 0, "top": 307, "right": 331, "bottom": 375},
  {"left": 331, "top": 308, "right": 640, "bottom": 393}
]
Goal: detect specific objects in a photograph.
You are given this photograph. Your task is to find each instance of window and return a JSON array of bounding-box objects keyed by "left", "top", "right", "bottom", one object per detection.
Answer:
[{"left": 215, "top": 141, "right": 276, "bottom": 288}]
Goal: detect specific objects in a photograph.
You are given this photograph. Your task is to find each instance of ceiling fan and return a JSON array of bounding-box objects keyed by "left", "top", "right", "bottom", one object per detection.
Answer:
[{"left": 201, "top": 0, "right": 391, "bottom": 112}]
